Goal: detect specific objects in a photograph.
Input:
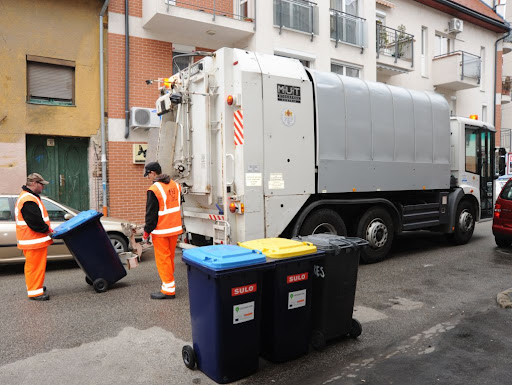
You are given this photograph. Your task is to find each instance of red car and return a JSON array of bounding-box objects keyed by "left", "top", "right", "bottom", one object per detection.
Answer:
[{"left": 493, "top": 178, "right": 512, "bottom": 247}]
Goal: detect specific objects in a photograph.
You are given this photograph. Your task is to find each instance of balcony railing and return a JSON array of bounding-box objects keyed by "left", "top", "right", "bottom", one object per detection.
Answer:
[
  {"left": 330, "top": 9, "right": 366, "bottom": 48},
  {"left": 376, "top": 24, "right": 414, "bottom": 67},
  {"left": 274, "top": 0, "right": 319, "bottom": 39},
  {"left": 434, "top": 51, "right": 480, "bottom": 83},
  {"left": 164, "top": 0, "right": 254, "bottom": 22}
]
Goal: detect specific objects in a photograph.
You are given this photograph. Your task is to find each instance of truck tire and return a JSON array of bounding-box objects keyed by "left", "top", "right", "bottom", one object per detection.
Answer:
[
  {"left": 450, "top": 200, "right": 475, "bottom": 245},
  {"left": 299, "top": 208, "right": 347, "bottom": 236},
  {"left": 357, "top": 206, "right": 394, "bottom": 264}
]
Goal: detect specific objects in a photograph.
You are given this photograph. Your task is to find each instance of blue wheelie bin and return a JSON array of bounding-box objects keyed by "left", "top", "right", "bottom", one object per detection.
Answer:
[
  {"left": 182, "top": 245, "right": 267, "bottom": 384},
  {"left": 52, "top": 210, "right": 126, "bottom": 293}
]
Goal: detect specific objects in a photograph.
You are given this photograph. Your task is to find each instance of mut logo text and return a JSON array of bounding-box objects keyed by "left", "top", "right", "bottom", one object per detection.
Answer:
[
  {"left": 232, "top": 283, "right": 257, "bottom": 296},
  {"left": 287, "top": 273, "right": 308, "bottom": 284}
]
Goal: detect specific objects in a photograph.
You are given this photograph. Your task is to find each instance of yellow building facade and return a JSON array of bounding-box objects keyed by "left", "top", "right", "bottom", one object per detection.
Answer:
[{"left": 0, "top": 0, "right": 102, "bottom": 209}]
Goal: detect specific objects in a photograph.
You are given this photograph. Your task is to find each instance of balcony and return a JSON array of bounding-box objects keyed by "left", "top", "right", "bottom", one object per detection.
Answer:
[
  {"left": 503, "top": 76, "right": 511, "bottom": 104},
  {"left": 376, "top": 24, "right": 414, "bottom": 75},
  {"left": 432, "top": 51, "right": 481, "bottom": 91},
  {"left": 330, "top": 8, "right": 366, "bottom": 49},
  {"left": 142, "top": 0, "right": 255, "bottom": 48},
  {"left": 274, "top": 0, "right": 319, "bottom": 39}
]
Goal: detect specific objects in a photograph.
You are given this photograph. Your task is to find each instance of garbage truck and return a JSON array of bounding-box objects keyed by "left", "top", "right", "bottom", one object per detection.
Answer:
[{"left": 149, "top": 48, "right": 495, "bottom": 263}]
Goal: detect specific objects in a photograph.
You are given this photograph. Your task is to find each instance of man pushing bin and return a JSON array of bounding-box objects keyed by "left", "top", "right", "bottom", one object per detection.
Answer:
[{"left": 143, "top": 162, "right": 183, "bottom": 300}]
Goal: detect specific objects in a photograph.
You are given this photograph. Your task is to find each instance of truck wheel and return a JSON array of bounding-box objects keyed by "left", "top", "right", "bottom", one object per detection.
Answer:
[
  {"left": 357, "top": 207, "right": 394, "bottom": 263},
  {"left": 450, "top": 200, "right": 475, "bottom": 245},
  {"left": 299, "top": 208, "right": 347, "bottom": 236},
  {"left": 495, "top": 236, "right": 511, "bottom": 248}
]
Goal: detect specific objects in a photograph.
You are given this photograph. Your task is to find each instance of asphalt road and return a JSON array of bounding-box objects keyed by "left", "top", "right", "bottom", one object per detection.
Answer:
[{"left": 1, "top": 221, "right": 511, "bottom": 385}]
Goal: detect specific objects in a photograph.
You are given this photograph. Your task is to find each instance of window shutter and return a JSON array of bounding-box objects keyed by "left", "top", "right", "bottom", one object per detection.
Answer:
[{"left": 28, "top": 62, "right": 74, "bottom": 101}]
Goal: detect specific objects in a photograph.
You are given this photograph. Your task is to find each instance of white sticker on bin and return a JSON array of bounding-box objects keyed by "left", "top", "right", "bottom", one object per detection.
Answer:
[
  {"left": 233, "top": 301, "right": 255, "bottom": 324},
  {"left": 288, "top": 289, "right": 306, "bottom": 309}
]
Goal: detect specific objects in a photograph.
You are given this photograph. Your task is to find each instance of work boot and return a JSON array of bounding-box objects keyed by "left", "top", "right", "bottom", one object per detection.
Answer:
[
  {"left": 29, "top": 293, "right": 50, "bottom": 301},
  {"left": 150, "top": 292, "right": 175, "bottom": 300}
]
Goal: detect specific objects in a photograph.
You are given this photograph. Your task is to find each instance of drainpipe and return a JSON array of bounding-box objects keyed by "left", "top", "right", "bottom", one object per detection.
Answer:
[
  {"left": 494, "top": 29, "right": 510, "bottom": 128},
  {"left": 100, "top": 0, "right": 110, "bottom": 216},
  {"left": 124, "top": 0, "right": 130, "bottom": 139}
]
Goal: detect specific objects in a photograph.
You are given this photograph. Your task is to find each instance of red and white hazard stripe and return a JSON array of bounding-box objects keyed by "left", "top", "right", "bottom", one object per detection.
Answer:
[
  {"left": 208, "top": 215, "right": 225, "bottom": 221},
  {"left": 234, "top": 110, "right": 244, "bottom": 146}
]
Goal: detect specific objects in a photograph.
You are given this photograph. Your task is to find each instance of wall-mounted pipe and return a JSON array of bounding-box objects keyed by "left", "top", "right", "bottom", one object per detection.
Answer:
[
  {"left": 99, "top": 0, "right": 110, "bottom": 216},
  {"left": 124, "top": 0, "right": 130, "bottom": 138}
]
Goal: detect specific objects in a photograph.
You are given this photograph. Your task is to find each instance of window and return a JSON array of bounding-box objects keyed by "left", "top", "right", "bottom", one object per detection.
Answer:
[
  {"left": 0, "top": 198, "right": 12, "bottom": 221},
  {"left": 275, "top": 54, "right": 310, "bottom": 68},
  {"left": 238, "top": 0, "right": 249, "bottom": 18},
  {"left": 434, "top": 34, "right": 450, "bottom": 56},
  {"left": 330, "top": 0, "right": 362, "bottom": 46},
  {"left": 482, "top": 105, "right": 488, "bottom": 123},
  {"left": 172, "top": 52, "right": 192, "bottom": 74},
  {"left": 500, "top": 180, "right": 512, "bottom": 200},
  {"left": 273, "top": 0, "right": 318, "bottom": 35},
  {"left": 480, "top": 46, "right": 485, "bottom": 91},
  {"left": 465, "top": 129, "right": 477, "bottom": 174},
  {"left": 26, "top": 56, "right": 75, "bottom": 106},
  {"left": 42, "top": 199, "right": 68, "bottom": 221},
  {"left": 331, "top": 62, "right": 360, "bottom": 78},
  {"left": 421, "top": 27, "right": 428, "bottom": 77}
]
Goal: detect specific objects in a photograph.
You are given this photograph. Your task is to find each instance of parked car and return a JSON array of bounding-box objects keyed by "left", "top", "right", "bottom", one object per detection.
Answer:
[
  {"left": 493, "top": 178, "right": 512, "bottom": 247},
  {"left": 0, "top": 194, "right": 135, "bottom": 263}
]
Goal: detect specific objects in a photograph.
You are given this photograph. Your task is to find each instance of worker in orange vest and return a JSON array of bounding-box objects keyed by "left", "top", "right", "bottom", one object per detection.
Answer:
[
  {"left": 15, "top": 173, "right": 53, "bottom": 301},
  {"left": 143, "top": 162, "right": 183, "bottom": 299}
]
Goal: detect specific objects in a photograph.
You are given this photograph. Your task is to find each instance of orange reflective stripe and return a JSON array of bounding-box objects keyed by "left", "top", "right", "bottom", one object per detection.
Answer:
[{"left": 15, "top": 191, "right": 52, "bottom": 250}]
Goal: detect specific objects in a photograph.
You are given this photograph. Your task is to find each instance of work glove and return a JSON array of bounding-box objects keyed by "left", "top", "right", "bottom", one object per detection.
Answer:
[
  {"left": 143, "top": 231, "right": 150, "bottom": 241},
  {"left": 48, "top": 227, "right": 54, "bottom": 235}
]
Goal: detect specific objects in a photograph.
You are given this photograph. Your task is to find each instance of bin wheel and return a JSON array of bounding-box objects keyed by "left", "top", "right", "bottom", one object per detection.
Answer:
[
  {"left": 311, "top": 330, "right": 326, "bottom": 351},
  {"left": 182, "top": 345, "right": 196, "bottom": 369},
  {"left": 349, "top": 318, "right": 362, "bottom": 338},
  {"left": 85, "top": 276, "right": 93, "bottom": 286},
  {"left": 93, "top": 278, "right": 109, "bottom": 293}
]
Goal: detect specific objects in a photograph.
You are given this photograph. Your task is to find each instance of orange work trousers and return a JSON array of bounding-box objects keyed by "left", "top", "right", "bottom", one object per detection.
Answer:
[
  {"left": 152, "top": 235, "right": 178, "bottom": 295},
  {"left": 23, "top": 247, "right": 48, "bottom": 297}
]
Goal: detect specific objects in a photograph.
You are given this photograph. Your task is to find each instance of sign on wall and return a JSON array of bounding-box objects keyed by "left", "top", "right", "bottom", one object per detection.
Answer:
[{"left": 133, "top": 144, "right": 148, "bottom": 164}]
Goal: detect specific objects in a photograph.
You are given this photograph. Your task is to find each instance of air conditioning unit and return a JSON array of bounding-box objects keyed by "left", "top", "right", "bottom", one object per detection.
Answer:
[
  {"left": 129, "top": 107, "right": 161, "bottom": 129},
  {"left": 448, "top": 18, "right": 463, "bottom": 33}
]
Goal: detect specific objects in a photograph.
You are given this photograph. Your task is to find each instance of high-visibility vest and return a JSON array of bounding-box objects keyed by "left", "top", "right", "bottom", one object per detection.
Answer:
[
  {"left": 148, "top": 181, "right": 183, "bottom": 238},
  {"left": 15, "top": 191, "right": 53, "bottom": 250}
]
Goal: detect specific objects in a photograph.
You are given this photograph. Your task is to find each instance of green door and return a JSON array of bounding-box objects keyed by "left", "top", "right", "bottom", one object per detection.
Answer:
[{"left": 26, "top": 136, "right": 89, "bottom": 211}]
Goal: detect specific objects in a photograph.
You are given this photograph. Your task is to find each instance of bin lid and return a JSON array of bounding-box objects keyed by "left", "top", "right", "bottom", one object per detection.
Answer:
[
  {"left": 238, "top": 238, "right": 317, "bottom": 259},
  {"left": 52, "top": 210, "right": 103, "bottom": 239},
  {"left": 182, "top": 245, "right": 266, "bottom": 271},
  {"left": 294, "top": 234, "right": 368, "bottom": 251}
]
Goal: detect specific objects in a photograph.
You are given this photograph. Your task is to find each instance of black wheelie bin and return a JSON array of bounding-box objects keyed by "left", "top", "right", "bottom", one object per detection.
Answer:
[
  {"left": 239, "top": 238, "right": 323, "bottom": 363},
  {"left": 294, "top": 234, "right": 368, "bottom": 350},
  {"left": 52, "top": 210, "right": 127, "bottom": 293}
]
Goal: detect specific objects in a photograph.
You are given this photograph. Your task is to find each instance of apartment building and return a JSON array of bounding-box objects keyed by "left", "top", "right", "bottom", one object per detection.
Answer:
[
  {"left": 499, "top": 0, "right": 512, "bottom": 150},
  {"left": 104, "top": 0, "right": 508, "bottom": 222}
]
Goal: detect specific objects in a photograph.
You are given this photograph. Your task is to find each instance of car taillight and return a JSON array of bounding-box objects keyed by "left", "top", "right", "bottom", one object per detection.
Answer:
[{"left": 495, "top": 203, "right": 502, "bottom": 218}]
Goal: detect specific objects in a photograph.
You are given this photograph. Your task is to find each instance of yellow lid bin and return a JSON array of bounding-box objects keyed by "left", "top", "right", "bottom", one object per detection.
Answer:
[{"left": 238, "top": 238, "right": 317, "bottom": 259}]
